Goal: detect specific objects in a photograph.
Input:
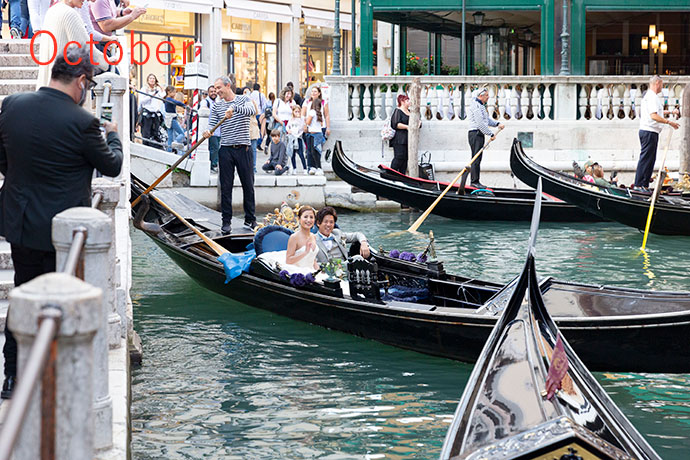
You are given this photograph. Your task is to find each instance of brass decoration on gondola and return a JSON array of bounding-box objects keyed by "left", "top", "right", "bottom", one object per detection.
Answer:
[{"left": 254, "top": 202, "right": 303, "bottom": 232}]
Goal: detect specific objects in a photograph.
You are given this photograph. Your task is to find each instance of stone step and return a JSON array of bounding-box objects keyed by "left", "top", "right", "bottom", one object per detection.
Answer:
[
  {"left": 0, "top": 270, "right": 14, "bottom": 301},
  {"left": 0, "top": 80, "right": 36, "bottom": 95},
  {"left": 0, "top": 54, "right": 38, "bottom": 67},
  {"left": 0, "top": 67, "right": 39, "bottom": 80},
  {"left": 0, "top": 241, "right": 11, "bottom": 270},
  {"left": 0, "top": 39, "right": 39, "bottom": 55}
]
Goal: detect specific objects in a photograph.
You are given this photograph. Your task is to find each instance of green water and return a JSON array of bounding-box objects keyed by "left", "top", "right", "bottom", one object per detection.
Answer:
[{"left": 131, "top": 213, "right": 690, "bottom": 459}]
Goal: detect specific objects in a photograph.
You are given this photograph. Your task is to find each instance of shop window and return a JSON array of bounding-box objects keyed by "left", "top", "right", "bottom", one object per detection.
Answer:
[
  {"left": 222, "top": 16, "right": 278, "bottom": 43},
  {"left": 130, "top": 8, "right": 194, "bottom": 36}
]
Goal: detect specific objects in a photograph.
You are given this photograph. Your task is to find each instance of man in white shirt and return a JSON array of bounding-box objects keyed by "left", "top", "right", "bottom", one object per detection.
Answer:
[{"left": 634, "top": 75, "right": 679, "bottom": 190}]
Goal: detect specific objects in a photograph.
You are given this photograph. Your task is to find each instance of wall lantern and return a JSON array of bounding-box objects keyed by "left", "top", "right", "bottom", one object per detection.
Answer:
[
  {"left": 524, "top": 29, "right": 533, "bottom": 42},
  {"left": 473, "top": 11, "right": 485, "bottom": 26},
  {"left": 499, "top": 26, "right": 509, "bottom": 37},
  {"left": 660, "top": 42, "right": 668, "bottom": 54},
  {"left": 641, "top": 36, "right": 648, "bottom": 50}
]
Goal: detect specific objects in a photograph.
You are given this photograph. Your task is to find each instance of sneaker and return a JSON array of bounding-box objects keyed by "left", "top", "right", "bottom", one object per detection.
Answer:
[
  {"left": 9, "top": 27, "right": 21, "bottom": 39},
  {"left": 210, "top": 165, "right": 218, "bottom": 173},
  {"left": 308, "top": 167, "right": 316, "bottom": 175},
  {"left": 290, "top": 168, "right": 296, "bottom": 175},
  {"left": 221, "top": 224, "right": 231, "bottom": 234},
  {"left": 316, "top": 168, "right": 324, "bottom": 175},
  {"left": 243, "top": 220, "right": 257, "bottom": 231}
]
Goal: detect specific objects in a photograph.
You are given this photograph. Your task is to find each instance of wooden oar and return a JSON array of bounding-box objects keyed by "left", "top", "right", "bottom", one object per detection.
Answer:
[
  {"left": 149, "top": 193, "right": 228, "bottom": 256},
  {"left": 640, "top": 128, "right": 674, "bottom": 251},
  {"left": 131, "top": 114, "right": 229, "bottom": 208},
  {"left": 406, "top": 126, "right": 503, "bottom": 233}
]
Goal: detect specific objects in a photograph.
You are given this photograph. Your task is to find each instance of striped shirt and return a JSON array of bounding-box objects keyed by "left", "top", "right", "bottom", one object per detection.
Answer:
[
  {"left": 467, "top": 97, "right": 499, "bottom": 136},
  {"left": 209, "top": 94, "right": 256, "bottom": 146}
]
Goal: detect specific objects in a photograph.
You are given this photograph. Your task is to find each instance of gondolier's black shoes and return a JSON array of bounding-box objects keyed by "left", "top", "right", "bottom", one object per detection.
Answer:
[
  {"left": 221, "top": 224, "right": 232, "bottom": 235},
  {"left": 244, "top": 221, "right": 257, "bottom": 231},
  {"left": 1, "top": 375, "right": 15, "bottom": 399},
  {"left": 471, "top": 182, "right": 487, "bottom": 189}
]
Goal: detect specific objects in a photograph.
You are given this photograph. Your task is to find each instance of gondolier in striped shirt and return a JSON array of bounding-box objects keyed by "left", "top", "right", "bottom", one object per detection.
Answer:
[
  {"left": 465, "top": 86, "right": 504, "bottom": 189},
  {"left": 204, "top": 75, "right": 257, "bottom": 234}
]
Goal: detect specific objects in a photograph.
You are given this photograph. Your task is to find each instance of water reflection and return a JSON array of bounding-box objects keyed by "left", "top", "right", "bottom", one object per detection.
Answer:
[{"left": 131, "top": 215, "right": 690, "bottom": 459}]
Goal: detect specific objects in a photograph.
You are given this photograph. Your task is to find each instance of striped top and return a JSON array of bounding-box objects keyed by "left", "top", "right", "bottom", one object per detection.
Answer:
[
  {"left": 209, "top": 94, "right": 256, "bottom": 146},
  {"left": 467, "top": 97, "right": 499, "bottom": 136}
]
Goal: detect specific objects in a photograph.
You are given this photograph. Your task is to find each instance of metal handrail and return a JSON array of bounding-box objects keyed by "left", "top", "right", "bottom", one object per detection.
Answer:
[
  {"left": 0, "top": 189, "right": 104, "bottom": 459},
  {"left": 0, "top": 305, "right": 62, "bottom": 460}
]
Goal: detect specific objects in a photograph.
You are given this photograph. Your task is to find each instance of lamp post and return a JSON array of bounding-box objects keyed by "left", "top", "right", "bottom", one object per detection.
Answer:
[
  {"left": 560, "top": 0, "right": 570, "bottom": 75},
  {"left": 333, "top": 0, "right": 341, "bottom": 75},
  {"left": 351, "top": 0, "right": 356, "bottom": 75}
]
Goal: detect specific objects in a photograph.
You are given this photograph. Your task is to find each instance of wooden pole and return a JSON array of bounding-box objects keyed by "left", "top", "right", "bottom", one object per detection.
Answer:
[
  {"left": 407, "top": 77, "right": 422, "bottom": 176},
  {"left": 681, "top": 84, "right": 690, "bottom": 174},
  {"left": 640, "top": 129, "right": 673, "bottom": 251}
]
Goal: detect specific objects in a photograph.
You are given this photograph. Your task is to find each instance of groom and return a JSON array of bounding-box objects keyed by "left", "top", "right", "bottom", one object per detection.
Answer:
[{"left": 314, "top": 207, "right": 371, "bottom": 264}]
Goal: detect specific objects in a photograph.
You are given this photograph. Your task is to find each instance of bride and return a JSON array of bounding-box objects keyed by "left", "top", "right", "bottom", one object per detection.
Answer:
[{"left": 285, "top": 206, "right": 319, "bottom": 270}]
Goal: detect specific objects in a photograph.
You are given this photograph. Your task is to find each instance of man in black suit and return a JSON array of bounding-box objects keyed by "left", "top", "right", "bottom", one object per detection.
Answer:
[{"left": 0, "top": 45, "right": 123, "bottom": 399}]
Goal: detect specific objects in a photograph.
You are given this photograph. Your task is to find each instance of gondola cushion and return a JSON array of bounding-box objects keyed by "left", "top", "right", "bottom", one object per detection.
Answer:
[{"left": 254, "top": 225, "right": 294, "bottom": 255}]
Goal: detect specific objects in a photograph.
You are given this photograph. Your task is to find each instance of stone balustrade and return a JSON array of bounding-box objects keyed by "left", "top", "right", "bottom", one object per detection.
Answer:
[{"left": 329, "top": 76, "right": 690, "bottom": 124}]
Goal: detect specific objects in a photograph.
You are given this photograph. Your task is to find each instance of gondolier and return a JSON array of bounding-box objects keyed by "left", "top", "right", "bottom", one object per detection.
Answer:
[
  {"left": 465, "top": 86, "right": 504, "bottom": 189},
  {"left": 634, "top": 75, "right": 679, "bottom": 191},
  {"left": 203, "top": 75, "right": 257, "bottom": 234}
]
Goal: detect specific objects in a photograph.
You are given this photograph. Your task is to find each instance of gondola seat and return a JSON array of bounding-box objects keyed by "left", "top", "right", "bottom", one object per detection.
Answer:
[{"left": 253, "top": 225, "right": 293, "bottom": 255}]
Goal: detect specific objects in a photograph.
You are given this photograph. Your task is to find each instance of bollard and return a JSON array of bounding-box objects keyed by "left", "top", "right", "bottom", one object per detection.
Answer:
[
  {"left": 190, "top": 106, "right": 211, "bottom": 186},
  {"left": 52, "top": 207, "right": 113, "bottom": 451},
  {"left": 93, "top": 72, "right": 129, "bottom": 182},
  {"left": 92, "top": 178, "right": 125, "bottom": 347},
  {"left": 10, "top": 273, "right": 101, "bottom": 460}
]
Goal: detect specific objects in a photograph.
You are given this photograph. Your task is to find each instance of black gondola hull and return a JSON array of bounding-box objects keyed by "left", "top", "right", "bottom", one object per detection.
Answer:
[
  {"left": 332, "top": 141, "right": 602, "bottom": 222},
  {"left": 510, "top": 138, "right": 690, "bottom": 235},
  {"left": 151, "top": 235, "right": 690, "bottom": 373}
]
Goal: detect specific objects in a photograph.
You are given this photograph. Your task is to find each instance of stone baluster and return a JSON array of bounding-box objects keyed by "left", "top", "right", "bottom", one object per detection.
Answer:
[
  {"left": 442, "top": 85, "right": 451, "bottom": 120},
  {"left": 453, "top": 85, "right": 463, "bottom": 120},
  {"left": 350, "top": 84, "right": 361, "bottom": 120},
  {"left": 509, "top": 86, "right": 519, "bottom": 120},
  {"left": 589, "top": 86, "right": 598, "bottom": 120},
  {"left": 674, "top": 84, "right": 684, "bottom": 116},
  {"left": 634, "top": 86, "right": 643, "bottom": 119},
  {"left": 464, "top": 85, "right": 473, "bottom": 120},
  {"left": 420, "top": 85, "right": 428, "bottom": 119},
  {"left": 497, "top": 85, "right": 506, "bottom": 120},
  {"left": 520, "top": 86, "right": 530, "bottom": 120},
  {"left": 430, "top": 85, "right": 439, "bottom": 120},
  {"left": 347, "top": 85, "right": 354, "bottom": 120},
  {"left": 668, "top": 84, "right": 679, "bottom": 117},
  {"left": 543, "top": 84, "right": 553, "bottom": 120},
  {"left": 610, "top": 85, "right": 620, "bottom": 119},
  {"left": 578, "top": 85, "right": 588, "bottom": 119},
  {"left": 385, "top": 86, "right": 394, "bottom": 118},
  {"left": 10, "top": 273, "right": 101, "bottom": 460},
  {"left": 52, "top": 207, "right": 113, "bottom": 451},
  {"left": 190, "top": 107, "right": 211, "bottom": 185},
  {"left": 362, "top": 84, "right": 372, "bottom": 120},
  {"left": 373, "top": 85, "right": 383, "bottom": 120},
  {"left": 623, "top": 85, "right": 632, "bottom": 119},
  {"left": 533, "top": 85, "right": 544, "bottom": 119}
]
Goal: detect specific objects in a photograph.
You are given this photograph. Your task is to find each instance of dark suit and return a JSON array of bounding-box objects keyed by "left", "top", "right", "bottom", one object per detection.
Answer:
[{"left": 0, "top": 86, "right": 123, "bottom": 385}]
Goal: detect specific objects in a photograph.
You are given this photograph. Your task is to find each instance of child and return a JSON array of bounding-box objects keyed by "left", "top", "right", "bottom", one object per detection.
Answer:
[
  {"left": 286, "top": 106, "right": 306, "bottom": 175},
  {"left": 262, "top": 129, "right": 289, "bottom": 176}
]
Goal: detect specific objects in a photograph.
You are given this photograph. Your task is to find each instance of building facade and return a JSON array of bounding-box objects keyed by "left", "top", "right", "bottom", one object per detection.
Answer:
[{"left": 361, "top": 0, "right": 690, "bottom": 76}]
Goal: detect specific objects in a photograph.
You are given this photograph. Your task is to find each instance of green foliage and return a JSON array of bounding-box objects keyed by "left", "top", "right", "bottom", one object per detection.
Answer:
[{"left": 474, "top": 62, "right": 491, "bottom": 76}]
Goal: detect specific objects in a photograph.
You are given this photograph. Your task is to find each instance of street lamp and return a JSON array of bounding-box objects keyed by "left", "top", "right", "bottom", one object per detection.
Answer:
[
  {"left": 661, "top": 42, "right": 668, "bottom": 54},
  {"left": 641, "top": 36, "right": 648, "bottom": 50},
  {"left": 473, "top": 11, "right": 485, "bottom": 26},
  {"left": 333, "top": 0, "right": 341, "bottom": 75}
]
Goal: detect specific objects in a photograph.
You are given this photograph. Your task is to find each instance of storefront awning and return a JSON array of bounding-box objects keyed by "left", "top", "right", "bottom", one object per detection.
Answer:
[
  {"left": 145, "top": 0, "right": 216, "bottom": 15},
  {"left": 225, "top": 0, "right": 296, "bottom": 24},
  {"left": 302, "top": 7, "right": 351, "bottom": 31}
]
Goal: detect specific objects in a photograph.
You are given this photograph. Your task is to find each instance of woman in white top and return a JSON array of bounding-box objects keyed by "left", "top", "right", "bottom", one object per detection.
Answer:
[
  {"left": 273, "top": 86, "right": 294, "bottom": 128},
  {"left": 138, "top": 74, "right": 164, "bottom": 147},
  {"left": 302, "top": 85, "right": 330, "bottom": 137},
  {"left": 286, "top": 206, "right": 319, "bottom": 270},
  {"left": 35, "top": 0, "right": 109, "bottom": 89},
  {"left": 285, "top": 105, "right": 307, "bottom": 174},
  {"left": 303, "top": 86, "right": 327, "bottom": 175}
]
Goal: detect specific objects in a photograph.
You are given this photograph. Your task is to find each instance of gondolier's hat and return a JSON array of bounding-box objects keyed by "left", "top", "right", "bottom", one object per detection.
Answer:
[{"left": 472, "top": 86, "right": 489, "bottom": 98}]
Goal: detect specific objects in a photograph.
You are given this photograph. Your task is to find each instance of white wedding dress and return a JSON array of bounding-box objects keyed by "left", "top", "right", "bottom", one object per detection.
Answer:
[{"left": 256, "top": 242, "right": 318, "bottom": 275}]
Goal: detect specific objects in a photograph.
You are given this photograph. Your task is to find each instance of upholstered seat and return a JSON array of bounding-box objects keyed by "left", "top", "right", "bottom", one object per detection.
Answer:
[{"left": 253, "top": 225, "right": 293, "bottom": 255}]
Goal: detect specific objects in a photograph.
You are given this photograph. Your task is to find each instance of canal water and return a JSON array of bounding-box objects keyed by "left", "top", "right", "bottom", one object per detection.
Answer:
[{"left": 131, "top": 213, "right": 690, "bottom": 459}]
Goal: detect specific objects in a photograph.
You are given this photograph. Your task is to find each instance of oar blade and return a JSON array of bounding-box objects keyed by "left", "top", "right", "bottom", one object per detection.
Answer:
[{"left": 527, "top": 178, "right": 543, "bottom": 258}]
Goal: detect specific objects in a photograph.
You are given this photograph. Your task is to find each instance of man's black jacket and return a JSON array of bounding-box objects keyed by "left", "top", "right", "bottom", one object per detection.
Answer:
[{"left": 0, "top": 87, "right": 123, "bottom": 251}]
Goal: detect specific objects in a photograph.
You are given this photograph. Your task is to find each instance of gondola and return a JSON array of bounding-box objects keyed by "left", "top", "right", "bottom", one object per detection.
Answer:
[
  {"left": 331, "top": 140, "right": 603, "bottom": 222},
  {"left": 440, "top": 183, "right": 660, "bottom": 460},
  {"left": 131, "top": 176, "right": 690, "bottom": 373},
  {"left": 510, "top": 137, "right": 690, "bottom": 235}
]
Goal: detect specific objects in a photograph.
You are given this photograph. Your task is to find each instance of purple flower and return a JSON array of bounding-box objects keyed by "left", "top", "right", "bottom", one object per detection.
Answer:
[
  {"left": 389, "top": 249, "right": 401, "bottom": 259},
  {"left": 416, "top": 253, "right": 427, "bottom": 263},
  {"left": 399, "top": 251, "right": 416, "bottom": 261},
  {"left": 305, "top": 273, "right": 315, "bottom": 283},
  {"left": 279, "top": 270, "right": 290, "bottom": 279},
  {"left": 290, "top": 273, "right": 306, "bottom": 287}
]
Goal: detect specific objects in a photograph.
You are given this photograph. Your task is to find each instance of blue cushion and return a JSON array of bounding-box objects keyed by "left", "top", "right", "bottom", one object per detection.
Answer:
[{"left": 253, "top": 225, "right": 293, "bottom": 255}]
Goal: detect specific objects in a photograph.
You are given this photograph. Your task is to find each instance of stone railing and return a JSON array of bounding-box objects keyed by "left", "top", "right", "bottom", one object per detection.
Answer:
[{"left": 327, "top": 75, "right": 690, "bottom": 124}]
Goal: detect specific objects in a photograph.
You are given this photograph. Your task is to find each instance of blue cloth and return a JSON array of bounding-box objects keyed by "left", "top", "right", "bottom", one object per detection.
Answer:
[{"left": 218, "top": 249, "right": 256, "bottom": 284}]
